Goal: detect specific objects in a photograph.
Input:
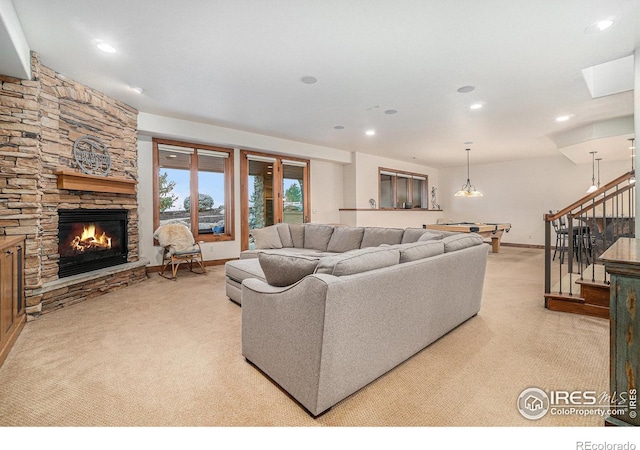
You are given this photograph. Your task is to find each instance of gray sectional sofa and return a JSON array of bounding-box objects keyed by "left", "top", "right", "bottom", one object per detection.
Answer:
[
  {"left": 225, "top": 223, "right": 450, "bottom": 304},
  {"left": 224, "top": 223, "right": 490, "bottom": 416}
]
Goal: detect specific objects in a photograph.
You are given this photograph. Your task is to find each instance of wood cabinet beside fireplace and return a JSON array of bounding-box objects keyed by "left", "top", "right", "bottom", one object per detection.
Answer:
[{"left": 0, "top": 235, "right": 26, "bottom": 367}]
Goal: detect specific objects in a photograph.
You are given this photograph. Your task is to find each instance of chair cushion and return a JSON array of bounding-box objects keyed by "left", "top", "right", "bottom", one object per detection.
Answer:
[
  {"left": 251, "top": 226, "right": 283, "bottom": 249},
  {"left": 303, "top": 224, "right": 335, "bottom": 251},
  {"left": 171, "top": 246, "right": 202, "bottom": 256},
  {"left": 327, "top": 226, "right": 364, "bottom": 253},
  {"left": 258, "top": 252, "right": 320, "bottom": 287},
  {"left": 316, "top": 247, "right": 400, "bottom": 277},
  {"left": 442, "top": 233, "right": 484, "bottom": 252},
  {"left": 360, "top": 227, "right": 404, "bottom": 248}
]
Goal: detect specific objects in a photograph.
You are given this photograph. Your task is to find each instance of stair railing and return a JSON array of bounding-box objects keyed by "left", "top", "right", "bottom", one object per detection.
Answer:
[{"left": 544, "top": 171, "right": 635, "bottom": 305}]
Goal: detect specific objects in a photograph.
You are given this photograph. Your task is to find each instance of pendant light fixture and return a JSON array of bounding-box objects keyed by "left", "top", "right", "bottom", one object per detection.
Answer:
[
  {"left": 454, "top": 148, "right": 483, "bottom": 197},
  {"left": 596, "top": 157, "right": 602, "bottom": 189},
  {"left": 586, "top": 151, "right": 598, "bottom": 193}
]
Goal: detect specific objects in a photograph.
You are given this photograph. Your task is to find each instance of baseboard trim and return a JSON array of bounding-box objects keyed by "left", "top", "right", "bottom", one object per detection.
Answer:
[
  {"left": 146, "top": 257, "right": 237, "bottom": 273},
  {"left": 501, "top": 243, "right": 545, "bottom": 250}
]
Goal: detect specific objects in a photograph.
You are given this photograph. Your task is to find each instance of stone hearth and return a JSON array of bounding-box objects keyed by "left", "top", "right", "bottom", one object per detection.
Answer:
[{"left": 0, "top": 53, "right": 146, "bottom": 319}]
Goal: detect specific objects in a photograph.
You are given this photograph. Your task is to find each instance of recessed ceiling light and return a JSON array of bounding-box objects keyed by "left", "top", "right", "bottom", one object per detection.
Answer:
[
  {"left": 384, "top": 109, "right": 398, "bottom": 115},
  {"left": 457, "top": 86, "right": 475, "bottom": 93},
  {"left": 470, "top": 103, "right": 483, "bottom": 110},
  {"left": 585, "top": 17, "right": 615, "bottom": 34},
  {"left": 130, "top": 86, "right": 144, "bottom": 94},
  {"left": 334, "top": 125, "right": 344, "bottom": 130},
  {"left": 556, "top": 115, "right": 572, "bottom": 122},
  {"left": 300, "top": 76, "right": 318, "bottom": 84},
  {"left": 365, "top": 130, "right": 376, "bottom": 136},
  {"left": 95, "top": 40, "right": 116, "bottom": 53}
]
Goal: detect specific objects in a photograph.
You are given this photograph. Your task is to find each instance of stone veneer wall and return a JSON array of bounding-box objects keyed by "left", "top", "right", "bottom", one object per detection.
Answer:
[{"left": 0, "top": 53, "right": 145, "bottom": 318}]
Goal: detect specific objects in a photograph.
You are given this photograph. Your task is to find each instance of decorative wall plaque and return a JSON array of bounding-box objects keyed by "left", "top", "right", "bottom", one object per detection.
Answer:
[{"left": 73, "top": 135, "right": 111, "bottom": 176}]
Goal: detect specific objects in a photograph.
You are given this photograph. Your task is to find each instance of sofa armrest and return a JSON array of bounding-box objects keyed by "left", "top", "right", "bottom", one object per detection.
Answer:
[{"left": 241, "top": 274, "right": 340, "bottom": 415}]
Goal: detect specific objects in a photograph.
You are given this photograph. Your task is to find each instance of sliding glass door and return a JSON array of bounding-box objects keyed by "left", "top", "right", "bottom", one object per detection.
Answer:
[{"left": 241, "top": 151, "right": 310, "bottom": 250}]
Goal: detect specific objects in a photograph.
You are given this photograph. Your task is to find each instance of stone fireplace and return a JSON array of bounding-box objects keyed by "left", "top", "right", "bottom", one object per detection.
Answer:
[{"left": 0, "top": 53, "right": 148, "bottom": 319}]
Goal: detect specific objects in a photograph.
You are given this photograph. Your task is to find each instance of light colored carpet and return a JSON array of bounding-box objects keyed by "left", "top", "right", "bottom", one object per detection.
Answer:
[{"left": 0, "top": 247, "right": 609, "bottom": 427}]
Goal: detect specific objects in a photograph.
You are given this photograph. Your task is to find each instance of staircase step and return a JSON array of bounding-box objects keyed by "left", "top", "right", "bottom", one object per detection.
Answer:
[
  {"left": 546, "top": 296, "right": 609, "bottom": 319},
  {"left": 576, "top": 280, "right": 610, "bottom": 308}
]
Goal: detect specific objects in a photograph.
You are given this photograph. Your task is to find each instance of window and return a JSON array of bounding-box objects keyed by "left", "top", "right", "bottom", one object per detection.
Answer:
[
  {"left": 240, "top": 150, "right": 310, "bottom": 250},
  {"left": 379, "top": 167, "right": 428, "bottom": 209},
  {"left": 153, "top": 138, "right": 234, "bottom": 242}
]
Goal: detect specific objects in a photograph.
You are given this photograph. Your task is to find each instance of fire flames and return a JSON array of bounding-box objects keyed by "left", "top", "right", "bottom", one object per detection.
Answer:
[{"left": 70, "top": 224, "right": 112, "bottom": 252}]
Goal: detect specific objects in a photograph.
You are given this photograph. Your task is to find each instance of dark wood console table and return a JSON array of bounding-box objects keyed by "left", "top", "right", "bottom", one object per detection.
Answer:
[{"left": 599, "top": 237, "right": 640, "bottom": 426}]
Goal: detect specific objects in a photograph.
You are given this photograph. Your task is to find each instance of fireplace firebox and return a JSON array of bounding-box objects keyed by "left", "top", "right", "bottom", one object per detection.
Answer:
[{"left": 58, "top": 209, "right": 128, "bottom": 278}]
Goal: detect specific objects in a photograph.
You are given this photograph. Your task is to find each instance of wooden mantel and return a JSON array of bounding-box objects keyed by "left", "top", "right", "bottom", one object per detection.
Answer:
[{"left": 55, "top": 170, "right": 137, "bottom": 195}]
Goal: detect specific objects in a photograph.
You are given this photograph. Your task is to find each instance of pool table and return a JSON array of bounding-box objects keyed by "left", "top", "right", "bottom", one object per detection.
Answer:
[{"left": 426, "top": 222, "right": 511, "bottom": 253}]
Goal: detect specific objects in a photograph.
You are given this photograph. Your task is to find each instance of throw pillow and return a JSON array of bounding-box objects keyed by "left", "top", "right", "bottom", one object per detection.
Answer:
[
  {"left": 398, "top": 241, "right": 445, "bottom": 263},
  {"left": 303, "top": 223, "right": 335, "bottom": 251},
  {"left": 275, "top": 223, "right": 294, "bottom": 247},
  {"left": 258, "top": 252, "right": 320, "bottom": 287},
  {"left": 442, "top": 233, "right": 484, "bottom": 252},
  {"left": 316, "top": 247, "right": 400, "bottom": 277},
  {"left": 401, "top": 228, "right": 429, "bottom": 244},
  {"left": 327, "top": 226, "right": 365, "bottom": 253},
  {"left": 360, "top": 227, "right": 404, "bottom": 248},
  {"left": 417, "top": 231, "right": 445, "bottom": 241},
  {"left": 289, "top": 224, "right": 305, "bottom": 248},
  {"left": 250, "top": 226, "right": 283, "bottom": 249}
]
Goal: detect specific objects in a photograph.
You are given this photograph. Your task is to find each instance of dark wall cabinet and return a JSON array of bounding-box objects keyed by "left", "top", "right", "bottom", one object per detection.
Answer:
[{"left": 0, "top": 235, "right": 26, "bottom": 367}]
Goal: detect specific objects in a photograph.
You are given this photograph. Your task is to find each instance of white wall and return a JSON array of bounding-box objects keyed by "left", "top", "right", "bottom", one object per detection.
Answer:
[
  {"left": 347, "top": 152, "right": 440, "bottom": 208},
  {"left": 137, "top": 113, "right": 347, "bottom": 264},
  {"left": 339, "top": 152, "right": 444, "bottom": 228},
  {"left": 309, "top": 159, "right": 344, "bottom": 225},
  {"left": 635, "top": 46, "right": 639, "bottom": 236},
  {"left": 439, "top": 155, "right": 632, "bottom": 245}
]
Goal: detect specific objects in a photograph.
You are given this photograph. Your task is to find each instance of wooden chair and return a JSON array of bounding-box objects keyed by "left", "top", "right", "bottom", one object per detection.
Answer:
[{"left": 153, "top": 223, "right": 206, "bottom": 280}]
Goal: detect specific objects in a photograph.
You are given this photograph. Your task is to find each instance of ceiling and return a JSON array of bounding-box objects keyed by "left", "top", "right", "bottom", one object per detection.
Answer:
[{"left": 3, "top": 0, "right": 639, "bottom": 168}]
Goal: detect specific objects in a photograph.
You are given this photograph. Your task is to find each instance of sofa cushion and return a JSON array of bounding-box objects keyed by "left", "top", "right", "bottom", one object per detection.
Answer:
[
  {"left": 289, "top": 224, "right": 305, "bottom": 248},
  {"left": 360, "top": 227, "right": 404, "bottom": 248},
  {"left": 258, "top": 252, "right": 320, "bottom": 287},
  {"left": 401, "top": 228, "right": 430, "bottom": 244},
  {"left": 398, "top": 241, "right": 445, "bottom": 263},
  {"left": 327, "top": 226, "right": 365, "bottom": 253},
  {"left": 275, "top": 223, "right": 294, "bottom": 248},
  {"left": 442, "top": 233, "right": 484, "bottom": 252},
  {"left": 316, "top": 247, "right": 400, "bottom": 277},
  {"left": 225, "top": 258, "right": 266, "bottom": 284},
  {"left": 251, "top": 226, "right": 283, "bottom": 249},
  {"left": 304, "top": 224, "right": 335, "bottom": 251},
  {"left": 417, "top": 231, "right": 445, "bottom": 241}
]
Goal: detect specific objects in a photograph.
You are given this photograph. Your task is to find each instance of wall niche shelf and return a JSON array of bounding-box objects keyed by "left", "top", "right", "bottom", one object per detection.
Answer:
[
  {"left": 55, "top": 170, "right": 137, "bottom": 195},
  {"left": 339, "top": 208, "right": 443, "bottom": 212}
]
